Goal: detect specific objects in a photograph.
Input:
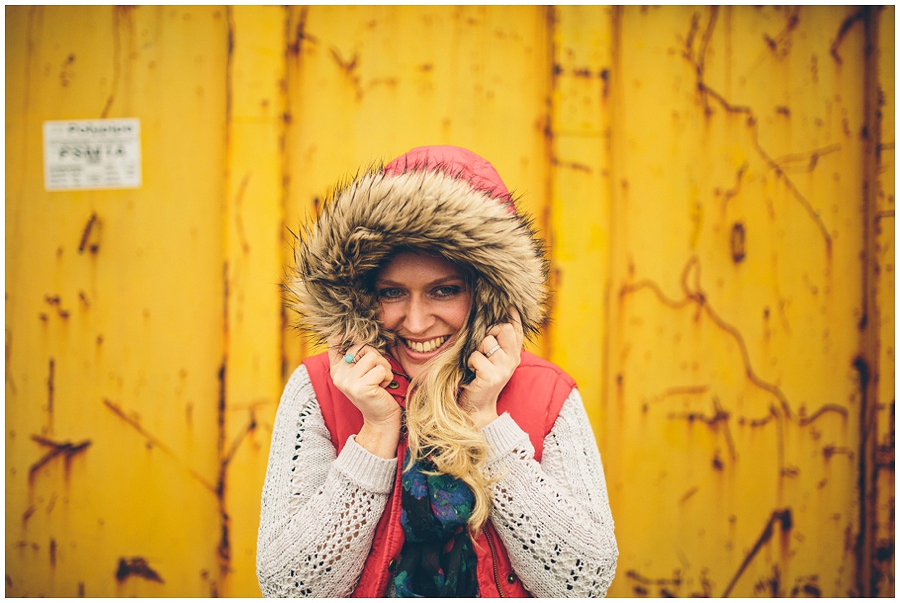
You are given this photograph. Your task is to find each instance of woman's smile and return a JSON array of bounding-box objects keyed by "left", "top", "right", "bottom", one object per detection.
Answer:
[{"left": 401, "top": 335, "right": 448, "bottom": 354}]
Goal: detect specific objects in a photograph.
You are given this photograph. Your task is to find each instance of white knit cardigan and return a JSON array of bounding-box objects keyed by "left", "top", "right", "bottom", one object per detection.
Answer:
[{"left": 256, "top": 364, "right": 618, "bottom": 598}]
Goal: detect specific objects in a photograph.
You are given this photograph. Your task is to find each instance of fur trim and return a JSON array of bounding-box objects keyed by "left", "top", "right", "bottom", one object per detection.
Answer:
[{"left": 286, "top": 162, "right": 548, "bottom": 372}]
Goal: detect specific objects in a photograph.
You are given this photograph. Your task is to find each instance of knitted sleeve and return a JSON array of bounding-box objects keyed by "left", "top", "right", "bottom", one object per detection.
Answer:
[
  {"left": 481, "top": 387, "right": 619, "bottom": 597},
  {"left": 256, "top": 365, "right": 397, "bottom": 597}
]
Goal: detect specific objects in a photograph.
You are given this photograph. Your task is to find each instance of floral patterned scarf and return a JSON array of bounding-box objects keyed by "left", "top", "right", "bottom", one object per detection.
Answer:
[{"left": 391, "top": 448, "right": 478, "bottom": 597}]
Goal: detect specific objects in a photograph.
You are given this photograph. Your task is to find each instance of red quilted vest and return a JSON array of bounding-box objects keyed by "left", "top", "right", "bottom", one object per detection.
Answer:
[{"left": 303, "top": 350, "right": 575, "bottom": 598}]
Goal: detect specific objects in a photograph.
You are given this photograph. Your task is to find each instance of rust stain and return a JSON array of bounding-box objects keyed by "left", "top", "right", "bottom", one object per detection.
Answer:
[
  {"left": 621, "top": 257, "right": 795, "bottom": 421},
  {"left": 102, "top": 8, "right": 133, "bottom": 118},
  {"left": 684, "top": 9, "right": 833, "bottom": 258},
  {"left": 717, "top": 162, "right": 748, "bottom": 209},
  {"left": 721, "top": 508, "right": 793, "bottom": 597},
  {"left": 28, "top": 435, "right": 92, "bottom": 482},
  {"left": 789, "top": 576, "right": 822, "bottom": 597},
  {"left": 102, "top": 398, "right": 216, "bottom": 492},
  {"left": 772, "top": 143, "right": 841, "bottom": 174},
  {"left": 59, "top": 52, "right": 75, "bottom": 87},
  {"left": 830, "top": 8, "right": 866, "bottom": 65},
  {"left": 551, "top": 157, "right": 593, "bottom": 173},
  {"left": 823, "top": 444, "right": 854, "bottom": 460},
  {"left": 753, "top": 563, "right": 785, "bottom": 596},
  {"left": 115, "top": 557, "right": 164, "bottom": 584},
  {"left": 215, "top": 361, "right": 230, "bottom": 580},
  {"left": 730, "top": 222, "right": 746, "bottom": 263},
  {"left": 44, "top": 296, "right": 70, "bottom": 320},
  {"left": 223, "top": 409, "right": 258, "bottom": 468},
  {"left": 798, "top": 402, "right": 849, "bottom": 426},
  {"left": 679, "top": 485, "right": 699, "bottom": 504},
  {"left": 761, "top": 8, "right": 800, "bottom": 60},
  {"left": 643, "top": 384, "right": 708, "bottom": 412},
  {"left": 77, "top": 212, "right": 100, "bottom": 254},
  {"left": 329, "top": 46, "right": 363, "bottom": 100},
  {"left": 669, "top": 397, "right": 737, "bottom": 462},
  {"left": 624, "top": 568, "right": 684, "bottom": 597},
  {"left": 46, "top": 359, "right": 54, "bottom": 434},
  {"left": 288, "top": 6, "right": 316, "bottom": 56}
]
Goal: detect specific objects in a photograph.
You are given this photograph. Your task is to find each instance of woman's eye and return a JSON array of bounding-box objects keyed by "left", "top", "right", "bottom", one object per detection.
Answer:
[
  {"left": 378, "top": 287, "right": 404, "bottom": 300},
  {"left": 433, "top": 285, "right": 461, "bottom": 299}
]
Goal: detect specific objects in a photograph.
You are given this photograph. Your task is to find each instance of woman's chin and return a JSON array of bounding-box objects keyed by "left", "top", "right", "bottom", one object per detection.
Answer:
[{"left": 392, "top": 341, "right": 451, "bottom": 379}]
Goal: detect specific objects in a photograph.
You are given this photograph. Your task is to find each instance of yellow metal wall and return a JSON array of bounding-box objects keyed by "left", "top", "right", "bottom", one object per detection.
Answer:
[{"left": 5, "top": 5, "right": 894, "bottom": 597}]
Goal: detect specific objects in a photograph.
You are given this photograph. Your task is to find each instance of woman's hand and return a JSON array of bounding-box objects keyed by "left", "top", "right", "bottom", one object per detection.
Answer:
[
  {"left": 328, "top": 338, "right": 401, "bottom": 458},
  {"left": 462, "top": 307, "right": 524, "bottom": 429}
]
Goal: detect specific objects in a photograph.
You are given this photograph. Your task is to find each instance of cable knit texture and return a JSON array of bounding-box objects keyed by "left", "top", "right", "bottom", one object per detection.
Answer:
[{"left": 257, "top": 365, "right": 618, "bottom": 597}]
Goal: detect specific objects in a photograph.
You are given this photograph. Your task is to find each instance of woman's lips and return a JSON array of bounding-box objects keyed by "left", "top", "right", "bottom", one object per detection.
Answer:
[{"left": 401, "top": 335, "right": 447, "bottom": 354}]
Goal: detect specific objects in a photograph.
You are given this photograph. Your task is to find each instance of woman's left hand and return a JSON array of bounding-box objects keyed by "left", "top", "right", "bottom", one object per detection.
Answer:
[{"left": 462, "top": 307, "right": 524, "bottom": 429}]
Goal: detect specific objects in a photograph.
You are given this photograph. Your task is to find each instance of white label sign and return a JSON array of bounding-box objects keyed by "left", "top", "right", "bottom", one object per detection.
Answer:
[{"left": 43, "top": 118, "right": 142, "bottom": 191}]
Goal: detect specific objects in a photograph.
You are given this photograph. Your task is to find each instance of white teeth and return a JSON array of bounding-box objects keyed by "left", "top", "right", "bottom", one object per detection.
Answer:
[{"left": 405, "top": 336, "right": 446, "bottom": 353}]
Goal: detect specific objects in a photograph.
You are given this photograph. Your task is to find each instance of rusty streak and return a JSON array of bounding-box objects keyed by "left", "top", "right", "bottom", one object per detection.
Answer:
[
  {"left": 223, "top": 410, "right": 258, "bottom": 469},
  {"left": 730, "top": 222, "right": 746, "bottom": 263},
  {"left": 798, "top": 403, "right": 850, "bottom": 426},
  {"left": 720, "top": 162, "right": 748, "bottom": 209},
  {"left": 551, "top": 157, "right": 593, "bottom": 173},
  {"left": 78, "top": 213, "right": 98, "bottom": 253},
  {"left": 823, "top": 444, "right": 854, "bottom": 460},
  {"left": 621, "top": 257, "right": 795, "bottom": 421},
  {"left": 772, "top": 143, "right": 842, "bottom": 173},
  {"left": 329, "top": 46, "right": 358, "bottom": 74},
  {"left": 751, "top": 119, "right": 834, "bottom": 258},
  {"left": 115, "top": 557, "right": 164, "bottom": 583},
  {"left": 46, "top": 359, "right": 54, "bottom": 432},
  {"left": 721, "top": 508, "right": 793, "bottom": 597},
  {"left": 680, "top": 486, "right": 699, "bottom": 504},
  {"left": 102, "top": 8, "right": 128, "bottom": 118},
  {"left": 102, "top": 398, "right": 216, "bottom": 493},
  {"left": 215, "top": 361, "right": 230, "bottom": 577},
  {"left": 288, "top": 6, "right": 316, "bottom": 55},
  {"left": 686, "top": 13, "right": 834, "bottom": 256},
  {"left": 28, "top": 435, "right": 91, "bottom": 479},
  {"left": 764, "top": 8, "right": 801, "bottom": 59},
  {"left": 830, "top": 8, "right": 866, "bottom": 65}
]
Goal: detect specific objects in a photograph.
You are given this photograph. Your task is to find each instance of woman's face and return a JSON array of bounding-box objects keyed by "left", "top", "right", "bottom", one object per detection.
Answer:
[{"left": 375, "top": 251, "right": 471, "bottom": 379}]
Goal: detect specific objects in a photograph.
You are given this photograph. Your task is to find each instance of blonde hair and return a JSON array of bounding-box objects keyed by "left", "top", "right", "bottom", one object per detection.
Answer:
[{"left": 404, "top": 325, "right": 494, "bottom": 537}]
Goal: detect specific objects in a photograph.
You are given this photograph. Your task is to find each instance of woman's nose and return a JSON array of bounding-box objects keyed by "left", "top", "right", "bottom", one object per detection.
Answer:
[{"left": 404, "top": 296, "right": 433, "bottom": 334}]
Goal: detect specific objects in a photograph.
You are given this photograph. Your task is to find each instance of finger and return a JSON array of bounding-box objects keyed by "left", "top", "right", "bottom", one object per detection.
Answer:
[
  {"left": 494, "top": 323, "right": 521, "bottom": 351},
  {"left": 467, "top": 349, "right": 496, "bottom": 374},
  {"left": 480, "top": 334, "right": 500, "bottom": 355}
]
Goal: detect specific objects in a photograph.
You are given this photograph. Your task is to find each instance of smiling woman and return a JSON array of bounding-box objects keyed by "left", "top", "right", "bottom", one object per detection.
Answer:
[{"left": 256, "top": 146, "right": 618, "bottom": 597}]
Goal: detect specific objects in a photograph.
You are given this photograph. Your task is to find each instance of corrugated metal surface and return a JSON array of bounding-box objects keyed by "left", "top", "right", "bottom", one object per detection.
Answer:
[{"left": 5, "top": 5, "right": 894, "bottom": 597}]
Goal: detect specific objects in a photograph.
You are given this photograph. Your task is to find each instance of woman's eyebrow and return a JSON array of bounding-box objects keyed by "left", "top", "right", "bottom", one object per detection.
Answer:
[{"left": 375, "top": 275, "right": 465, "bottom": 287}]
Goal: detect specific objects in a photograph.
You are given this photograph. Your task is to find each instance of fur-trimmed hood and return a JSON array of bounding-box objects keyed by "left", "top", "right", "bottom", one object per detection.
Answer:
[{"left": 286, "top": 146, "right": 548, "bottom": 376}]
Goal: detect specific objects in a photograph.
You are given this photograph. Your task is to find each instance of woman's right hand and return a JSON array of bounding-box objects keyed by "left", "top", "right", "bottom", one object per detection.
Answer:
[{"left": 327, "top": 338, "right": 401, "bottom": 458}]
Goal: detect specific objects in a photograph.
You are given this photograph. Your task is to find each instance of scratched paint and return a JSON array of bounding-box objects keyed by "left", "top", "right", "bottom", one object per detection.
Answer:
[
  {"left": 601, "top": 6, "right": 893, "bottom": 597},
  {"left": 4, "top": 5, "right": 893, "bottom": 598}
]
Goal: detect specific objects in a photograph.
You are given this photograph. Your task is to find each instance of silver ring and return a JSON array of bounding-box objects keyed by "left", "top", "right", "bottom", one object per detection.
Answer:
[{"left": 485, "top": 344, "right": 501, "bottom": 358}]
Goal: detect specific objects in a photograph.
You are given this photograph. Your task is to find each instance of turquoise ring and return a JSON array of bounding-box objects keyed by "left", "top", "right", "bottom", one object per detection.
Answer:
[{"left": 344, "top": 353, "right": 355, "bottom": 364}]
